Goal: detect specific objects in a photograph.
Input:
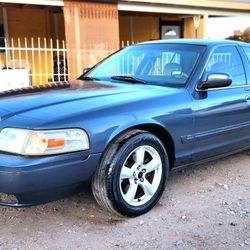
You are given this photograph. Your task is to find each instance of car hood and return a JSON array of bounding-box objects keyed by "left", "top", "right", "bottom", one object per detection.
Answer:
[
  {"left": 0, "top": 80, "right": 178, "bottom": 126},
  {"left": 0, "top": 80, "right": 123, "bottom": 119}
]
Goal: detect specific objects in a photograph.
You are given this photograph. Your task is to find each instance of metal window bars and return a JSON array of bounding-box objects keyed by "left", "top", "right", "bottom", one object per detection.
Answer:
[
  {"left": 0, "top": 38, "right": 135, "bottom": 90},
  {"left": 0, "top": 37, "right": 68, "bottom": 88}
]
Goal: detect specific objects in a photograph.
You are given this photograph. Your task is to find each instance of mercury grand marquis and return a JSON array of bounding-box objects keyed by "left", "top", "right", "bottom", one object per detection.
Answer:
[{"left": 0, "top": 39, "right": 250, "bottom": 216}]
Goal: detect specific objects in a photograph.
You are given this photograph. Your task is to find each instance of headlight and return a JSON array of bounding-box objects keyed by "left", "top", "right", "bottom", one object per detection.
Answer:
[{"left": 0, "top": 128, "right": 89, "bottom": 156}]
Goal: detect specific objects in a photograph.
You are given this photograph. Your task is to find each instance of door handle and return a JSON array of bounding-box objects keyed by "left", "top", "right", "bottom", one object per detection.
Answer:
[{"left": 245, "top": 95, "right": 250, "bottom": 100}]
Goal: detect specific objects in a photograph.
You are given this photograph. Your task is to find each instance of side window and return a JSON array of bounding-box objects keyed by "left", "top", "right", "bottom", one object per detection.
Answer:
[
  {"left": 242, "top": 47, "right": 250, "bottom": 63},
  {"left": 242, "top": 47, "right": 250, "bottom": 81},
  {"left": 205, "top": 46, "right": 246, "bottom": 86}
]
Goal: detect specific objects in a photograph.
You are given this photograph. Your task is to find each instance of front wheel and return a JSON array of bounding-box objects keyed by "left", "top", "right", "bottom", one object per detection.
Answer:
[{"left": 91, "top": 130, "right": 169, "bottom": 216}]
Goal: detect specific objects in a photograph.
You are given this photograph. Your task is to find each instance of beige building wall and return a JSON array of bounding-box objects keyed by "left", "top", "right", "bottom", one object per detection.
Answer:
[
  {"left": 132, "top": 16, "right": 159, "bottom": 42},
  {"left": 0, "top": 7, "right": 65, "bottom": 84},
  {"left": 119, "top": 16, "right": 130, "bottom": 43},
  {"left": 119, "top": 15, "right": 159, "bottom": 43},
  {"left": 64, "top": 1, "right": 119, "bottom": 80},
  {"left": 5, "top": 7, "right": 65, "bottom": 43},
  {"left": 7, "top": 8, "right": 51, "bottom": 40}
]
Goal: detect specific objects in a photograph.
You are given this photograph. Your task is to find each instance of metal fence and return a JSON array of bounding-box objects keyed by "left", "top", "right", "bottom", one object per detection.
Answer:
[
  {"left": 0, "top": 37, "right": 121, "bottom": 91},
  {"left": 0, "top": 37, "right": 68, "bottom": 91}
]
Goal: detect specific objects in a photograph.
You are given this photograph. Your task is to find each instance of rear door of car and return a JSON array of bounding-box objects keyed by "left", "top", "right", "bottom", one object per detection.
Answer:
[{"left": 191, "top": 45, "right": 250, "bottom": 162}]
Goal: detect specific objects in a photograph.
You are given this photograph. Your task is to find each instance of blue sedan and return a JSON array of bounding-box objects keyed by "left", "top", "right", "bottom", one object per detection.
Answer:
[{"left": 0, "top": 39, "right": 250, "bottom": 216}]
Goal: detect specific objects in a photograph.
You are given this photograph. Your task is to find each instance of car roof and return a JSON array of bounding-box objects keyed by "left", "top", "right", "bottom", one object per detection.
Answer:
[{"left": 138, "top": 39, "right": 250, "bottom": 47}]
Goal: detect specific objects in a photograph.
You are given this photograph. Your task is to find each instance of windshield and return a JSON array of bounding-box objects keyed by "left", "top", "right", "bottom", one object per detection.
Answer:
[{"left": 84, "top": 43, "right": 206, "bottom": 87}]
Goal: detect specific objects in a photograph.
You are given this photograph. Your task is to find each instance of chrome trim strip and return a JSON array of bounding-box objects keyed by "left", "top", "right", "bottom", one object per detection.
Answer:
[{"left": 181, "top": 121, "right": 250, "bottom": 144}]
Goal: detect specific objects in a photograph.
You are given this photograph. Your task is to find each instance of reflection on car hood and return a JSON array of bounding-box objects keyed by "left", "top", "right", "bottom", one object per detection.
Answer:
[{"left": 0, "top": 80, "right": 178, "bottom": 125}]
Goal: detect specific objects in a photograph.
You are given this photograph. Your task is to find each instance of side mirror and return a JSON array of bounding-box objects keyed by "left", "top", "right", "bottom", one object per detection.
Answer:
[
  {"left": 83, "top": 67, "right": 91, "bottom": 74},
  {"left": 197, "top": 73, "right": 232, "bottom": 90}
]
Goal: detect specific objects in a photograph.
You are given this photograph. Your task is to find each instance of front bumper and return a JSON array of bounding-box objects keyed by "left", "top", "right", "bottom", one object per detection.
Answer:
[{"left": 0, "top": 151, "right": 102, "bottom": 207}]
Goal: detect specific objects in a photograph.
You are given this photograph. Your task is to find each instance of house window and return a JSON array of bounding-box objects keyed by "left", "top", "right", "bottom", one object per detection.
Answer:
[
  {"left": 160, "top": 21, "right": 184, "bottom": 40},
  {"left": 0, "top": 24, "right": 5, "bottom": 49}
]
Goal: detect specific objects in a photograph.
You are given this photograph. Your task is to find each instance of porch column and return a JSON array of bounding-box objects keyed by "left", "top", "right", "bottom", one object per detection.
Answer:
[
  {"left": 202, "top": 14, "right": 208, "bottom": 39},
  {"left": 63, "top": 1, "right": 119, "bottom": 80},
  {"left": 184, "top": 15, "right": 207, "bottom": 39}
]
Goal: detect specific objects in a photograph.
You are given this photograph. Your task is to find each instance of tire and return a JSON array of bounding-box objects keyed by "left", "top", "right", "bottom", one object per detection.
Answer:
[{"left": 91, "top": 129, "right": 169, "bottom": 217}]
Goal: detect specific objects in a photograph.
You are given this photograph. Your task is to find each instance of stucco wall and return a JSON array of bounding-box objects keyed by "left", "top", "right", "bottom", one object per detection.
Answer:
[
  {"left": 5, "top": 7, "right": 64, "bottom": 42},
  {"left": 119, "top": 15, "right": 159, "bottom": 43},
  {"left": 64, "top": 1, "right": 119, "bottom": 79},
  {"left": 0, "top": 7, "right": 65, "bottom": 84}
]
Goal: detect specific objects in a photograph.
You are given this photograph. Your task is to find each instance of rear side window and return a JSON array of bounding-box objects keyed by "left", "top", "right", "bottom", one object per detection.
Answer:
[
  {"left": 205, "top": 46, "right": 246, "bottom": 86},
  {"left": 242, "top": 47, "right": 250, "bottom": 63},
  {"left": 242, "top": 47, "right": 250, "bottom": 81}
]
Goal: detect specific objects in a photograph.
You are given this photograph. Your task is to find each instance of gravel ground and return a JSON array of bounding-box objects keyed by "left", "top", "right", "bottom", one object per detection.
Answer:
[{"left": 0, "top": 150, "right": 249, "bottom": 250}]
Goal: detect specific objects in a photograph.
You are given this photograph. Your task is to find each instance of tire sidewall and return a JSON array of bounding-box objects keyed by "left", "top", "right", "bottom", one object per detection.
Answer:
[{"left": 108, "top": 132, "right": 168, "bottom": 216}]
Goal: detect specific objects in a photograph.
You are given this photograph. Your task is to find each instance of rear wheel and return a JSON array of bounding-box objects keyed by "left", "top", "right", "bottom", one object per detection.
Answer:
[{"left": 91, "top": 130, "right": 169, "bottom": 216}]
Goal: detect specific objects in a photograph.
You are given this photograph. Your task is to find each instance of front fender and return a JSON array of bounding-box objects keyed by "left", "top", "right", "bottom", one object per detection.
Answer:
[{"left": 104, "top": 118, "right": 170, "bottom": 150}]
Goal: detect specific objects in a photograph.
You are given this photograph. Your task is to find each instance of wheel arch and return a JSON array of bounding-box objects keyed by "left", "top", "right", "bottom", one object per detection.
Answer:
[
  {"left": 106, "top": 123, "right": 176, "bottom": 169},
  {"left": 130, "top": 124, "right": 175, "bottom": 169}
]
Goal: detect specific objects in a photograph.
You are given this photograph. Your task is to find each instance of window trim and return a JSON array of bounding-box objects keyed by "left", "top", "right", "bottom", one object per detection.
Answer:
[{"left": 240, "top": 45, "right": 250, "bottom": 85}]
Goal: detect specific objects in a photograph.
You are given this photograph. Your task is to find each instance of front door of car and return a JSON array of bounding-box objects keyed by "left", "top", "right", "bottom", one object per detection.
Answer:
[{"left": 192, "top": 45, "right": 250, "bottom": 162}]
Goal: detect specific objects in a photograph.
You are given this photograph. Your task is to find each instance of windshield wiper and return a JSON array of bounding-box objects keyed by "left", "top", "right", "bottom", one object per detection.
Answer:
[
  {"left": 77, "top": 76, "right": 100, "bottom": 81},
  {"left": 111, "top": 75, "right": 146, "bottom": 84}
]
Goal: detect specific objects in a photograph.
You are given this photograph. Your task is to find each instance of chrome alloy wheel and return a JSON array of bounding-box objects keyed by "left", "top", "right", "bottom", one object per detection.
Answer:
[{"left": 119, "top": 145, "right": 163, "bottom": 207}]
